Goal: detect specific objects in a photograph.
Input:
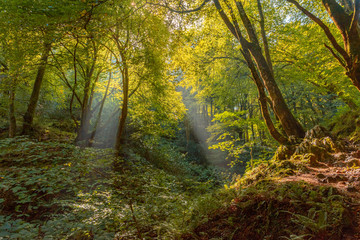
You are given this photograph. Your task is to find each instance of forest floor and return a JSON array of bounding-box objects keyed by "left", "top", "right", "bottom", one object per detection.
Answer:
[
  {"left": 184, "top": 129, "right": 360, "bottom": 240},
  {"left": 279, "top": 147, "right": 360, "bottom": 240},
  {"left": 2, "top": 124, "right": 360, "bottom": 239}
]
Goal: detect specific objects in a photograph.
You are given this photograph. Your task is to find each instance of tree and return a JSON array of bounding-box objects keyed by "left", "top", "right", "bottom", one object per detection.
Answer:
[
  {"left": 213, "top": 0, "right": 305, "bottom": 141},
  {"left": 159, "top": 0, "right": 305, "bottom": 143},
  {"left": 0, "top": 0, "right": 97, "bottom": 135},
  {"left": 287, "top": 0, "right": 360, "bottom": 93},
  {"left": 0, "top": 6, "right": 40, "bottom": 137},
  {"left": 22, "top": 41, "right": 52, "bottom": 135}
]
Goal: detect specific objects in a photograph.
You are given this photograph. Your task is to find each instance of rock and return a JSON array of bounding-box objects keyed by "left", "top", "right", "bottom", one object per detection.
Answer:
[
  {"left": 333, "top": 152, "right": 347, "bottom": 161},
  {"left": 308, "top": 154, "right": 318, "bottom": 166},
  {"left": 321, "top": 136, "right": 342, "bottom": 153},
  {"left": 327, "top": 174, "right": 347, "bottom": 183},
  {"left": 348, "top": 176, "right": 359, "bottom": 182},
  {"left": 295, "top": 140, "right": 333, "bottom": 163},
  {"left": 334, "top": 161, "right": 346, "bottom": 167},
  {"left": 304, "top": 125, "right": 329, "bottom": 140},
  {"left": 273, "top": 145, "right": 295, "bottom": 161},
  {"left": 341, "top": 175, "right": 349, "bottom": 181}
]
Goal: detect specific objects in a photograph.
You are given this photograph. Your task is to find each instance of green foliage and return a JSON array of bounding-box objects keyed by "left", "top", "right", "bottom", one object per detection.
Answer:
[
  {"left": 328, "top": 109, "right": 360, "bottom": 138},
  {"left": 1, "top": 0, "right": 360, "bottom": 239},
  {"left": 208, "top": 111, "right": 275, "bottom": 173},
  {"left": 0, "top": 137, "right": 227, "bottom": 239},
  {"left": 191, "top": 180, "right": 351, "bottom": 240}
]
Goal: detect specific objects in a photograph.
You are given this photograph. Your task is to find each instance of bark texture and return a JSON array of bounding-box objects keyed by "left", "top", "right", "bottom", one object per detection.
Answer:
[
  {"left": 22, "top": 43, "right": 51, "bottom": 135},
  {"left": 8, "top": 82, "right": 16, "bottom": 138},
  {"left": 213, "top": 0, "right": 305, "bottom": 142},
  {"left": 287, "top": 0, "right": 360, "bottom": 93},
  {"left": 115, "top": 53, "right": 129, "bottom": 154}
]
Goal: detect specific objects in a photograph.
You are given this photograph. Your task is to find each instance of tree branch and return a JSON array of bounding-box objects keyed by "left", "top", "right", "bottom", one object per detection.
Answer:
[
  {"left": 350, "top": 0, "right": 360, "bottom": 33},
  {"left": 147, "top": 0, "right": 210, "bottom": 14},
  {"left": 287, "top": 0, "right": 350, "bottom": 64},
  {"left": 235, "top": 1, "right": 259, "bottom": 45},
  {"left": 322, "top": 0, "right": 352, "bottom": 35},
  {"left": 324, "top": 43, "right": 346, "bottom": 67},
  {"left": 213, "top": 0, "right": 238, "bottom": 39}
]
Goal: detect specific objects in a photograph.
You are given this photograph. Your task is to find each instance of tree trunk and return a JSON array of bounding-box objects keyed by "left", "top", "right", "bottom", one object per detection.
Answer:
[
  {"left": 257, "top": 0, "right": 274, "bottom": 77},
  {"left": 115, "top": 56, "right": 129, "bottom": 154},
  {"left": 22, "top": 43, "right": 51, "bottom": 135},
  {"left": 75, "top": 76, "right": 92, "bottom": 143},
  {"left": 242, "top": 49, "right": 290, "bottom": 144},
  {"left": 75, "top": 68, "right": 99, "bottom": 143},
  {"left": 235, "top": 1, "right": 305, "bottom": 138},
  {"left": 89, "top": 72, "right": 112, "bottom": 147},
  {"left": 8, "top": 81, "right": 16, "bottom": 138},
  {"left": 213, "top": 0, "right": 305, "bottom": 140},
  {"left": 288, "top": 0, "right": 360, "bottom": 92}
]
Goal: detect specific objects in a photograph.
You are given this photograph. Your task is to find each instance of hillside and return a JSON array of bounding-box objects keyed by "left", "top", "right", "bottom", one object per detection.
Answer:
[
  {"left": 1, "top": 0, "right": 360, "bottom": 239},
  {"left": 184, "top": 125, "right": 360, "bottom": 240},
  {"left": 1, "top": 123, "right": 360, "bottom": 239}
]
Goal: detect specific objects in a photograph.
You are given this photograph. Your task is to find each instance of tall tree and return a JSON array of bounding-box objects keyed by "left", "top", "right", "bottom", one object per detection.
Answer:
[
  {"left": 22, "top": 41, "right": 52, "bottom": 135},
  {"left": 214, "top": 0, "right": 305, "bottom": 140},
  {"left": 287, "top": 0, "right": 360, "bottom": 93},
  {"left": 160, "top": 0, "right": 305, "bottom": 142}
]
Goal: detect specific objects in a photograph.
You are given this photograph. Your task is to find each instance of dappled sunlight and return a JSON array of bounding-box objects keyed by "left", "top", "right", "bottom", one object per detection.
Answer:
[{"left": 1, "top": 0, "right": 360, "bottom": 239}]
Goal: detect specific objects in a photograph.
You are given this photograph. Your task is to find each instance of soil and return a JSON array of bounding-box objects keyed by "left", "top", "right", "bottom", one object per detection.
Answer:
[
  {"left": 183, "top": 139, "right": 360, "bottom": 240},
  {"left": 280, "top": 143, "right": 360, "bottom": 240}
]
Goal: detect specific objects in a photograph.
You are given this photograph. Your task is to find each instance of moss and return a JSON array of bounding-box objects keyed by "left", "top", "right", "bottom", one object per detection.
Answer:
[
  {"left": 350, "top": 126, "right": 360, "bottom": 143},
  {"left": 188, "top": 181, "right": 352, "bottom": 240},
  {"left": 273, "top": 145, "right": 296, "bottom": 161}
]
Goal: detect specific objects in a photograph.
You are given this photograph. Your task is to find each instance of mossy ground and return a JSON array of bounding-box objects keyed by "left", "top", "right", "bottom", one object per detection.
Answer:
[
  {"left": 0, "top": 136, "right": 227, "bottom": 239},
  {"left": 2, "top": 113, "right": 360, "bottom": 239},
  {"left": 183, "top": 121, "right": 360, "bottom": 240}
]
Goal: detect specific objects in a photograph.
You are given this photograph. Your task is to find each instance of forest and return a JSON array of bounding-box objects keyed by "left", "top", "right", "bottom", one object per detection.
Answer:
[{"left": 0, "top": 0, "right": 360, "bottom": 239}]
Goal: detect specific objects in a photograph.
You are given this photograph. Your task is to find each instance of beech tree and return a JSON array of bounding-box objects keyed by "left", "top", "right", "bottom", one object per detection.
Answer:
[
  {"left": 156, "top": 0, "right": 305, "bottom": 143},
  {"left": 22, "top": 41, "right": 52, "bottom": 135},
  {"left": 287, "top": 0, "right": 360, "bottom": 93}
]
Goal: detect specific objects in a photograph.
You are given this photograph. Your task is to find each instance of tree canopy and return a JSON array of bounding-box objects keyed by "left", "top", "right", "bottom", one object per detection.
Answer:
[{"left": 1, "top": 0, "right": 360, "bottom": 239}]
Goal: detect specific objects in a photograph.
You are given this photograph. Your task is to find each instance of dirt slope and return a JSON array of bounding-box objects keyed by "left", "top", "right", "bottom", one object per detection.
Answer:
[{"left": 184, "top": 126, "right": 360, "bottom": 240}]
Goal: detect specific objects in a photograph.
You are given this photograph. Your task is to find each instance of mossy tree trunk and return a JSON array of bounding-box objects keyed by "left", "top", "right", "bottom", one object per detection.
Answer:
[
  {"left": 115, "top": 51, "right": 129, "bottom": 155},
  {"left": 287, "top": 0, "right": 360, "bottom": 93},
  {"left": 22, "top": 43, "right": 51, "bottom": 135},
  {"left": 213, "top": 0, "right": 305, "bottom": 143},
  {"left": 8, "top": 80, "right": 16, "bottom": 138}
]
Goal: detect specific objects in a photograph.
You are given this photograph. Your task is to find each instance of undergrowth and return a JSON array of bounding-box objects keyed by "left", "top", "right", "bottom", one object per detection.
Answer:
[
  {"left": 187, "top": 181, "right": 351, "bottom": 240},
  {"left": 0, "top": 132, "right": 356, "bottom": 239},
  {"left": 0, "top": 137, "right": 229, "bottom": 239}
]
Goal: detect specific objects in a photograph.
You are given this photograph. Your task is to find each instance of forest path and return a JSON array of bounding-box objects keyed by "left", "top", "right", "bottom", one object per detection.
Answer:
[{"left": 279, "top": 146, "right": 360, "bottom": 239}]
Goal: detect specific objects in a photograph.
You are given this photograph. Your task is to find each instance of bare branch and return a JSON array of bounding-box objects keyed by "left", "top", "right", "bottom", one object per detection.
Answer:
[
  {"left": 350, "top": 0, "right": 360, "bottom": 32},
  {"left": 287, "top": 0, "right": 350, "bottom": 64},
  {"left": 147, "top": 0, "right": 210, "bottom": 14},
  {"left": 324, "top": 43, "right": 346, "bottom": 67}
]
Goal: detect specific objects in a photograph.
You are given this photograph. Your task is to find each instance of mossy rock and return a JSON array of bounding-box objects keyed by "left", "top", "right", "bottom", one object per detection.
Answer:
[
  {"left": 273, "top": 145, "right": 296, "bottom": 161},
  {"left": 295, "top": 140, "right": 334, "bottom": 163},
  {"left": 304, "top": 125, "right": 330, "bottom": 140}
]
